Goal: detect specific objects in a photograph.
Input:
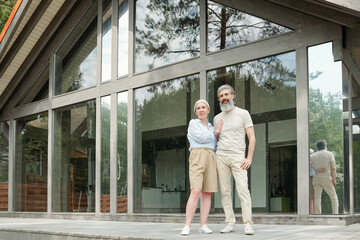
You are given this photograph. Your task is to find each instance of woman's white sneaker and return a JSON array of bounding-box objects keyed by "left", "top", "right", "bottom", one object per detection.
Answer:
[
  {"left": 181, "top": 225, "right": 190, "bottom": 235},
  {"left": 199, "top": 224, "right": 213, "bottom": 234}
]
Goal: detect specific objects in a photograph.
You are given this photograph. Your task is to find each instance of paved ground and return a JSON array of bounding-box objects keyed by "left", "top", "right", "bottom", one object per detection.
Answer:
[{"left": 0, "top": 217, "right": 360, "bottom": 239}]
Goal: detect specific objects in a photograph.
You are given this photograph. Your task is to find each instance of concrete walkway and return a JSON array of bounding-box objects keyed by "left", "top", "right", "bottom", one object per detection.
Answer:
[{"left": 0, "top": 217, "right": 360, "bottom": 239}]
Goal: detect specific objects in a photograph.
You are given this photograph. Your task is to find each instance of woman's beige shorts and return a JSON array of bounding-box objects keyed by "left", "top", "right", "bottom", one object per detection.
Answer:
[{"left": 188, "top": 148, "right": 218, "bottom": 192}]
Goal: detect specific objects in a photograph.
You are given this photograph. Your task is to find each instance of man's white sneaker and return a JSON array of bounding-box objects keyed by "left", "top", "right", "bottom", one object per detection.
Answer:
[
  {"left": 220, "top": 224, "right": 234, "bottom": 233},
  {"left": 199, "top": 224, "right": 213, "bottom": 234},
  {"left": 181, "top": 225, "right": 190, "bottom": 235},
  {"left": 244, "top": 224, "right": 254, "bottom": 235}
]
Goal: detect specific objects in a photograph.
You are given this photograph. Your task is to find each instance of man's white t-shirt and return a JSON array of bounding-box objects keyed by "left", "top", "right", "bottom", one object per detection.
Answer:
[
  {"left": 310, "top": 149, "right": 335, "bottom": 180},
  {"left": 214, "top": 107, "right": 253, "bottom": 156}
]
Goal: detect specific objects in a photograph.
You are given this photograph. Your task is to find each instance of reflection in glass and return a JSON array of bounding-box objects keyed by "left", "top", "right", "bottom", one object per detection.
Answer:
[
  {"left": 102, "top": 0, "right": 112, "bottom": 82},
  {"left": 52, "top": 100, "right": 96, "bottom": 212},
  {"left": 308, "top": 42, "right": 343, "bottom": 214},
  {"left": 55, "top": 2, "right": 97, "bottom": 95},
  {"left": 135, "top": 0, "right": 200, "bottom": 73},
  {"left": 207, "top": 51, "right": 296, "bottom": 213},
  {"left": 207, "top": 1, "right": 292, "bottom": 52},
  {"left": 17, "top": 64, "right": 49, "bottom": 106},
  {"left": 101, "top": 96, "right": 111, "bottom": 212},
  {"left": 134, "top": 75, "right": 199, "bottom": 213},
  {"left": 117, "top": 91, "right": 128, "bottom": 212},
  {"left": 14, "top": 113, "right": 48, "bottom": 212},
  {"left": 118, "top": 0, "right": 129, "bottom": 77},
  {"left": 0, "top": 122, "right": 8, "bottom": 211},
  {"left": 351, "top": 77, "right": 360, "bottom": 213}
]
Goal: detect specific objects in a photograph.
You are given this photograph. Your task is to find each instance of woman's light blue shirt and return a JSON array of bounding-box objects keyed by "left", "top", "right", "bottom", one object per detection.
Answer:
[{"left": 187, "top": 119, "right": 217, "bottom": 152}]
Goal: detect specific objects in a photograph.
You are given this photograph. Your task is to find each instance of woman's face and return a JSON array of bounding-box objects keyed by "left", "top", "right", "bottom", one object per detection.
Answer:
[{"left": 195, "top": 102, "right": 210, "bottom": 121}]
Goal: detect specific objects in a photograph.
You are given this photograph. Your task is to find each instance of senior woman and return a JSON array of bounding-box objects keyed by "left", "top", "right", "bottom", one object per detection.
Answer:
[{"left": 181, "top": 99, "right": 223, "bottom": 236}]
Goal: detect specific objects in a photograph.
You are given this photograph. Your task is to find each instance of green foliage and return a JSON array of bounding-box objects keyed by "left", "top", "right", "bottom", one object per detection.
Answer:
[{"left": 0, "top": 0, "right": 17, "bottom": 33}]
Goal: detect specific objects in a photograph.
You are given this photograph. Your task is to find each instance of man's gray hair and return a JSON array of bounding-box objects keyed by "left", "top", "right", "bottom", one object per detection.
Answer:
[{"left": 217, "top": 84, "right": 235, "bottom": 97}]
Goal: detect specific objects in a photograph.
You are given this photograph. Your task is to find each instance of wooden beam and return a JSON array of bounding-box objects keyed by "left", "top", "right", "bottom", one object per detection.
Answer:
[{"left": 268, "top": 0, "right": 360, "bottom": 28}]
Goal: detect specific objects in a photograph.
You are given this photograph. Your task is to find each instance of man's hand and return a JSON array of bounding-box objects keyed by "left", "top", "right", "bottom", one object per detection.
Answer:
[
  {"left": 241, "top": 158, "right": 252, "bottom": 170},
  {"left": 332, "top": 178, "right": 336, "bottom": 186}
]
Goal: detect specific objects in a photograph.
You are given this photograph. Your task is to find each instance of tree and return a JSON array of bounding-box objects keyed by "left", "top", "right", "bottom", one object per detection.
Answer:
[{"left": 0, "top": 0, "right": 17, "bottom": 33}]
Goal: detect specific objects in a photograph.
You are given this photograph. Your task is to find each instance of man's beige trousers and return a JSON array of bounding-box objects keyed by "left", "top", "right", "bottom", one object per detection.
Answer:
[
  {"left": 216, "top": 154, "right": 253, "bottom": 225},
  {"left": 312, "top": 177, "right": 338, "bottom": 214}
]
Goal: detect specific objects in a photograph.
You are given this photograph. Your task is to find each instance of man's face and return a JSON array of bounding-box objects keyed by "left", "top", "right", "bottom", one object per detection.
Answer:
[
  {"left": 218, "top": 89, "right": 234, "bottom": 104},
  {"left": 218, "top": 88, "right": 235, "bottom": 112}
]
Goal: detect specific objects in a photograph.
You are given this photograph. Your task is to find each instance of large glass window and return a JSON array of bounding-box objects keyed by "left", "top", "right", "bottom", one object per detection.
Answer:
[
  {"left": 101, "top": 96, "right": 111, "bottom": 212},
  {"left": 117, "top": 91, "right": 127, "bottom": 213},
  {"left": 134, "top": 75, "right": 199, "bottom": 213},
  {"left": 207, "top": 1, "right": 292, "bottom": 52},
  {"left": 52, "top": 100, "right": 96, "bottom": 212},
  {"left": 102, "top": 0, "right": 112, "bottom": 82},
  {"left": 118, "top": 0, "right": 129, "bottom": 77},
  {"left": 17, "top": 64, "right": 49, "bottom": 106},
  {"left": 208, "top": 51, "right": 296, "bottom": 213},
  {"left": 352, "top": 77, "right": 360, "bottom": 213},
  {"left": 14, "top": 113, "right": 48, "bottom": 212},
  {"left": 54, "top": 2, "right": 97, "bottom": 95},
  {"left": 308, "top": 42, "right": 344, "bottom": 215},
  {"left": 135, "top": 0, "right": 200, "bottom": 73},
  {"left": 0, "top": 122, "right": 9, "bottom": 211}
]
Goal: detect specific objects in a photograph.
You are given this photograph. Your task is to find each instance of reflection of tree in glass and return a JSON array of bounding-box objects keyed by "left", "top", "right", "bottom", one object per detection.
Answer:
[
  {"left": 68, "top": 70, "right": 85, "bottom": 92},
  {"left": 0, "top": 136, "right": 8, "bottom": 182},
  {"left": 207, "top": 1, "right": 292, "bottom": 52},
  {"left": 309, "top": 87, "right": 344, "bottom": 214},
  {"left": 117, "top": 102, "right": 128, "bottom": 196},
  {"left": 244, "top": 56, "right": 296, "bottom": 89},
  {"left": 101, "top": 100, "right": 111, "bottom": 195},
  {"left": 135, "top": 0, "right": 200, "bottom": 70}
]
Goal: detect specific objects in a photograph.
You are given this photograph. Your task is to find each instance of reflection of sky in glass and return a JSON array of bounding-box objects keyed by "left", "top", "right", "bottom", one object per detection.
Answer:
[
  {"left": 135, "top": 0, "right": 200, "bottom": 73},
  {"left": 102, "top": 16, "right": 112, "bottom": 82},
  {"left": 207, "top": 1, "right": 292, "bottom": 52},
  {"left": 308, "top": 42, "right": 342, "bottom": 95},
  {"left": 118, "top": 91, "right": 128, "bottom": 104},
  {"left": 118, "top": 0, "right": 129, "bottom": 77},
  {"left": 80, "top": 48, "right": 97, "bottom": 88}
]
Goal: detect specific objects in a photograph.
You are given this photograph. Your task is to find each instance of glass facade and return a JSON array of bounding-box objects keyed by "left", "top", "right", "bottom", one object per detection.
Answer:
[
  {"left": 118, "top": 0, "right": 129, "bottom": 77},
  {"left": 54, "top": 2, "right": 98, "bottom": 95},
  {"left": 102, "top": 0, "right": 112, "bottom": 82},
  {"left": 134, "top": 75, "right": 199, "bottom": 213},
  {"left": 17, "top": 64, "right": 49, "bottom": 106},
  {"left": 1, "top": 0, "right": 359, "bottom": 221},
  {"left": 208, "top": 51, "right": 296, "bottom": 213},
  {"left": 52, "top": 100, "right": 96, "bottom": 212},
  {"left": 101, "top": 96, "right": 111, "bottom": 212},
  {"left": 207, "top": 1, "right": 292, "bottom": 52},
  {"left": 135, "top": 0, "right": 200, "bottom": 73},
  {"left": 117, "top": 91, "right": 128, "bottom": 212},
  {"left": 0, "top": 122, "right": 9, "bottom": 211},
  {"left": 14, "top": 113, "right": 48, "bottom": 212},
  {"left": 352, "top": 77, "right": 360, "bottom": 213},
  {"left": 308, "top": 42, "right": 344, "bottom": 214}
]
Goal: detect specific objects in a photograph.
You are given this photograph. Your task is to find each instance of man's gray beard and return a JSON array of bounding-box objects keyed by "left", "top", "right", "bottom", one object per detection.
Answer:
[{"left": 220, "top": 99, "right": 234, "bottom": 112}]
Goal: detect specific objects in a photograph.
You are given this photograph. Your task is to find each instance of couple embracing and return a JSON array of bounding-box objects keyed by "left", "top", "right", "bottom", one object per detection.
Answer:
[{"left": 181, "top": 84, "right": 256, "bottom": 236}]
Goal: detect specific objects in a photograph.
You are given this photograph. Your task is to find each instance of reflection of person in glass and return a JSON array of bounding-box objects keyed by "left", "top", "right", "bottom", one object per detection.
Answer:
[
  {"left": 214, "top": 84, "right": 256, "bottom": 235},
  {"left": 310, "top": 148, "right": 326, "bottom": 214},
  {"left": 310, "top": 139, "right": 339, "bottom": 214},
  {"left": 181, "top": 99, "right": 221, "bottom": 236}
]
